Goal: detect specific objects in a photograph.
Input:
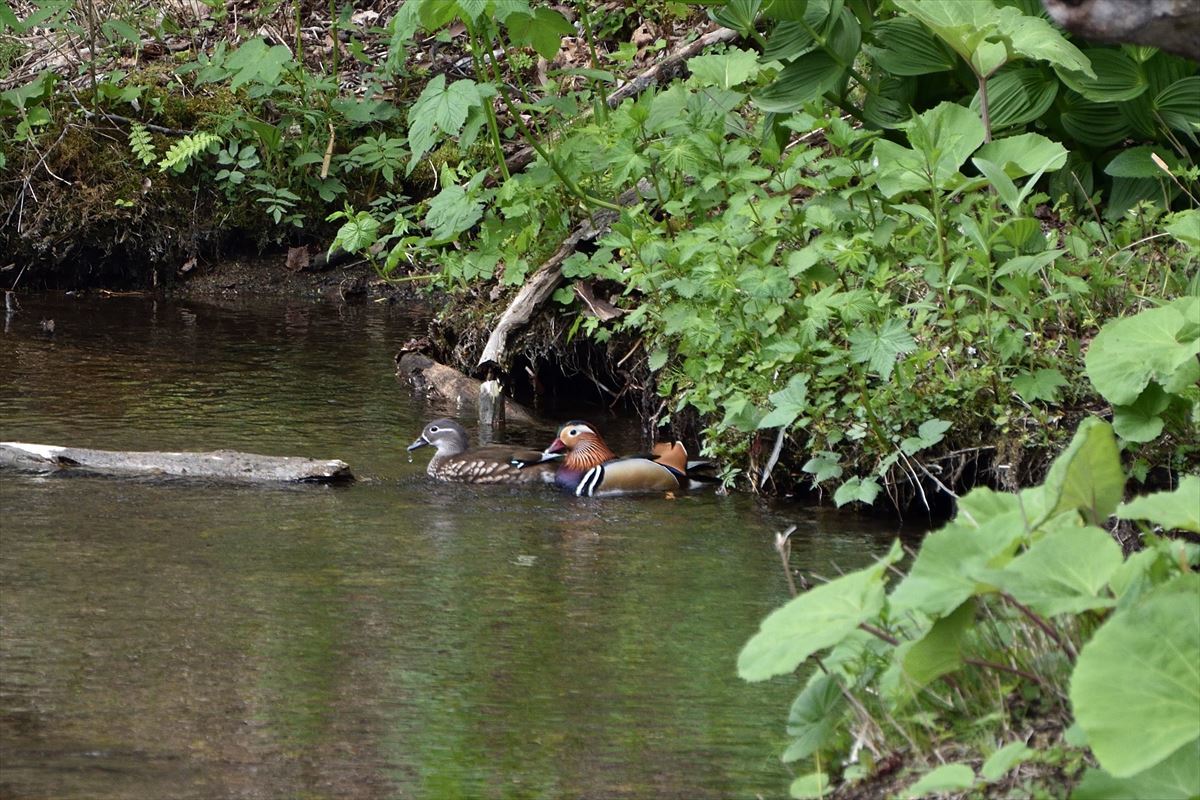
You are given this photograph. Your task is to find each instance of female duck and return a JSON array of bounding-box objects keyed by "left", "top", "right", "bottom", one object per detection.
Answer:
[{"left": 407, "top": 418, "right": 557, "bottom": 484}]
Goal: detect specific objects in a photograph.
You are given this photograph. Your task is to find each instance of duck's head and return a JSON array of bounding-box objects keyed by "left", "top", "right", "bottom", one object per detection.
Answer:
[
  {"left": 546, "top": 421, "right": 615, "bottom": 467},
  {"left": 407, "top": 418, "right": 469, "bottom": 456}
]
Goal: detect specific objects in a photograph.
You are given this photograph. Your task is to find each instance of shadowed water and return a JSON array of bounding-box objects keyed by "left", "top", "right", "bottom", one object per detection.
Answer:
[{"left": 0, "top": 294, "right": 898, "bottom": 799}]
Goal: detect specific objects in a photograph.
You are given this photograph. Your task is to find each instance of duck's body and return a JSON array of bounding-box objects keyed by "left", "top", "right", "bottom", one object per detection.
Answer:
[
  {"left": 542, "top": 421, "right": 699, "bottom": 497},
  {"left": 408, "top": 419, "right": 557, "bottom": 485}
]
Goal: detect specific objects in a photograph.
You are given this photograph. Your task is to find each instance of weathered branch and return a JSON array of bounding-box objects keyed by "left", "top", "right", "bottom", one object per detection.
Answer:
[{"left": 0, "top": 442, "right": 353, "bottom": 483}]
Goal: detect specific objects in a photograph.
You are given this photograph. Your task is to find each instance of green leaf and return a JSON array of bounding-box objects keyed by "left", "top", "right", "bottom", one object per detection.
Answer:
[
  {"left": 1154, "top": 76, "right": 1200, "bottom": 136},
  {"left": 1059, "top": 91, "right": 1133, "bottom": 148},
  {"left": 1057, "top": 48, "right": 1148, "bottom": 102},
  {"left": 758, "top": 374, "right": 809, "bottom": 429},
  {"left": 1072, "top": 740, "right": 1200, "bottom": 800},
  {"left": 1038, "top": 417, "right": 1124, "bottom": 527},
  {"left": 783, "top": 673, "right": 847, "bottom": 762},
  {"left": 848, "top": 318, "right": 917, "bottom": 379},
  {"left": 973, "top": 65, "right": 1058, "bottom": 129},
  {"left": 1163, "top": 209, "right": 1200, "bottom": 248},
  {"left": 974, "top": 133, "right": 1070, "bottom": 178},
  {"left": 902, "top": 763, "right": 976, "bottom": 798},
  {"left": 1104, "top": 146, "right": 1180, "bottom": 178},
  {"left": 423, "top": 183, "right": 483, "bottom": 244},
  {"left": 738, "top": 541, "right": 902, "bottom": 682},
  {"left": 1011, "top": 367, "right": 1069, "bottom": 404},
  {"left": 803, "top": 452, "right": 843, "bottom": 483},
  {"left": 1086, "top": 299, "right": 1200, "bottom": 406},
  {"left": 1117, "top": 475, "right": 1200, "bottom": 534},
  {"left": 647, "top": 349, "right": 668, "bottom": 372},
  {"left": 1069, "top": 574, "right": 1200, "bottom": 778},
  {"left": 900, "top": 418, "right": 951, "bottom": 455},
  {"left": 981, "top": 741, "right": 1034, "bottom": 782},
  {"left": 505, "top": 7, "right": 574, "bottom": 60},
  {"left": 833, "top": 476, "right": 882, "bottom": 507},
  {"left": 868, "top": 15, "right": 956, "bottom": 76},
  {"left": 407, "top": 75, "right": 481, "bottom": 169},
  {"left": 983, "top": 524, "right": 1122, "bottom": 616},
  {"left": 753, "top": 50, "right": 845, "bottom": 113},
  {"left": 889, "top": 513, "right": 1025, "bottom": 617},
  {"left": 873, "top": 102, "right": 986, "bottom": 198},
  {"left": 224, "top": 38, "right": 293, "bottom": 89},
  {"left": 890, "top": 598, "right": 975, "bottom": 703},
  {"left": 789, "top": 771, "right": 831, "bottom": 799},
  {"left": 1112, "top": 383, "right": 1170, "bottom": 443},
  {"left": 687, "top": 47, "right": 761, "bottom": 89}
]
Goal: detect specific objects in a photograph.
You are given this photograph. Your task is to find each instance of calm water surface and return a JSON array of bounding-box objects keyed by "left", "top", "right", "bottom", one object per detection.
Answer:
[{"left": 0, "top": 294, "right": 898, "bottom": 799}]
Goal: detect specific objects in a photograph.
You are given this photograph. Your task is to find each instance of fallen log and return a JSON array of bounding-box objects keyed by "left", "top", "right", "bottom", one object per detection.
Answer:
[
  {"left": 396, "top": 353, "right": 539, "bottom": 423},
  {"left": 0, "top": 442, "right": 353, "bottom": 483},
  {"left": 1042, "top": 0, "right": 1199, "bottom": 62}
]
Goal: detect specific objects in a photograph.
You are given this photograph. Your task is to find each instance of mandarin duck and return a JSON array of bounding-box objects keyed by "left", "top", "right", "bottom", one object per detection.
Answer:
[
  {"left": 407, "top": 418, "right": 558, "bottom": 484},
  {"left": 527, "top": 420, "right": 713, "bottom": 497}
]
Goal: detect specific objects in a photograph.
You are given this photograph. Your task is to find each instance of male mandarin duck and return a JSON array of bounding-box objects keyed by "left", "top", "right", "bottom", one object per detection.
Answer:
[
  {"left": 530, "top": 420, "right": 713, "bottom": 497},
  {"left": 407, "top": 418, "right": 558, "bottom": 484}
]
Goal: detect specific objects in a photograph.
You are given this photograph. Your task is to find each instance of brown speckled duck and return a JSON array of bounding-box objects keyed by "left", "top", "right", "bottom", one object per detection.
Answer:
[
  {"left": 407, "top": 419, "right": 558, "bottom": 484},
  {"left": 536, "top": 421, "right": 711, "bottom": 497}
]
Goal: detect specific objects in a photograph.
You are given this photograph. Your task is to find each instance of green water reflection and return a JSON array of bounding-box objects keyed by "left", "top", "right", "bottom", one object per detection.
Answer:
[{"left": 0, "top": 295, "right": 897, "bottom": 799}]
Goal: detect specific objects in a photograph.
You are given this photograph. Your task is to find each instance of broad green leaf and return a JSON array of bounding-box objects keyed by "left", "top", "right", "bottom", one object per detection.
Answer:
[
  {"left": 1059, "top": 91, "right": 1133, "bottom": 148},
  {"left": 956, "top": 486, "right": 1020, "bottom": 524},
  {"left": 973, "top": 132, "right": 1067, "bottom": 178},
  {"left": 1057, "top": 48, "right": 1147, "bottom": 102},
  {"left": 848, "top": 318, "right": 917, "bottom": 378},
  {"left": 423, "top": 184, "right": 483, "bottom": 244},
  {"left": 504, "top": 7, "right": 574, "bottom": 60},
  {"left": 758, "top": 374, "right": 810, "bottom": 429},
  {"left": 893, "top": 0, "right": 1007, "bottom": 76},
  {"left": 1163, "top": 209, "right": 1200, "bottom": 248},
  {"left": 1111, "top": 383, "right": 1170, "bottom": 443},
  {"left": 902, "top": 763, "right": 975, "bottom": 798},
  {"left": 873, "top": 102, "right": 985, "bottom": 198},
  {"left": 1072, "top": 740, "right": 1200, "bottom": 800},
  {"left": 889, "top": 513, "right": 1025, "bottom": 617},
  {"left": 789, "top": 771, "right": 831, "bottom": 799},
  {"left": 1038, "top": 417, "right": 1124, "bottom": 527},
  {"left": 1154, "top": 76, "right": 1200, "bottom": 136},
  {"left": 687, "top": 47, "right": 761, "bottom": 89},
  {"left": 647, "top": 349, "right": 668, "bottom": 372},
  {"left": 1011, "top": 367, "right": 1069, "bottom": 404},
  {"left": 889, "top": 598, "right": 975, "bottom": 704},
  {"left": 982, "top": 524, "right": 1122, "bottom": 616},
  {"left": 407, "top": 76, "right": 481, "bottom": 168},
  {"left": 1104, "top": 145, "right": 1181, "bottom": 178},
  {"left": 1086, "top": 300, "right": 1200, "bottom": 406},
  {"left": 1117, "top": 475, "right": 1200, "bottom": 533},
  {"left": 973, "top": 65, "right": 1058, "bottom": 128},
  {"left": 802, "top": 452, "right": 843, "bottom": 483},
  {"left": 981, "top": 741, "right": 1034, "bottom": 782},
  {"left": 753, "top": 50, "right": 845, "bottom": 113},
  {"left": 900, "top": 418, "right": 951, "bottom": 455},
  {"left": 783, "top": 673, "right": 847, "bottom": 762},
  {"left": 833, "top": 476, "right": 881, "bottom": 507},
  {"left": 224, "top": 38, "right": 293, "bottom": 89},
  {"left": 738, "top": 541, "right": 902, "bottom": 682},
  {"left": 1070, "top": 574, "right": 1200, "bottom": 778},
  {"left": 868, "top": 15, "right": 956, "bottom": 76}
]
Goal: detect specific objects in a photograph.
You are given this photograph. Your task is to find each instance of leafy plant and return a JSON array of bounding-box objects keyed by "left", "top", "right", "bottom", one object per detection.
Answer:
[
  {"left": 157, "top": 131, "right": 221, "bottom": 173},
  {"left": 740, "top": 416, "right": 1200, "bottom": 798}
]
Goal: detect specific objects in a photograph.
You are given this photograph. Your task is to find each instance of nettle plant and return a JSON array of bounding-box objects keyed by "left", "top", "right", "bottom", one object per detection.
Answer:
[{"left": 739, "top": 415, "right": 1200, "bottom": 799}]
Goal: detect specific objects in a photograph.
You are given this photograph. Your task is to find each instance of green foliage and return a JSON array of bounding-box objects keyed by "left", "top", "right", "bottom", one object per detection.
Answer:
[
  {"left": 128, "top": 122, "right": 156, "bottom": 166},
  {"left": 157, "top": 131, "right": 221, "bottom": 173},
  {"left": 741, "top": 417, "right": 1200, "bottom": 798}
]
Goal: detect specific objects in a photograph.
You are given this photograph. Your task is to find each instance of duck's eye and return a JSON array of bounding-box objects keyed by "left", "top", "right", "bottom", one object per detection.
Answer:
[
  {"left": 568, "top": 428, "right": 577, "bottom": 436},
  {"left": 429, "top": 425, "right": 440, "bottom": 432}
]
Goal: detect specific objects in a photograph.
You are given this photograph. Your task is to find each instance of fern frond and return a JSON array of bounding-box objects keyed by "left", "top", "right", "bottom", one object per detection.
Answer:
[
  {"left": 129, "top": 122, "right": 157, "bottom": 166},
  {"left": 158, "top": 131, "right": 221, "bottom": 173}
]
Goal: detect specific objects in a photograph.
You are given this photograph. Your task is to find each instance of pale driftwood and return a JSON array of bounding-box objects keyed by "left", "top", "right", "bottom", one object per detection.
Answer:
[
  {"left": 1042, "top": 0, "right": 1200, "bottom": 61},
  {"left": 396, "top": 353, "right": 538, "bottom": 423},
  {"left": 0, "top": 442, "right": 353, "bottom": 483},
  {"left": 502, "top": 25, "right": 740, "bottom": 176}
]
